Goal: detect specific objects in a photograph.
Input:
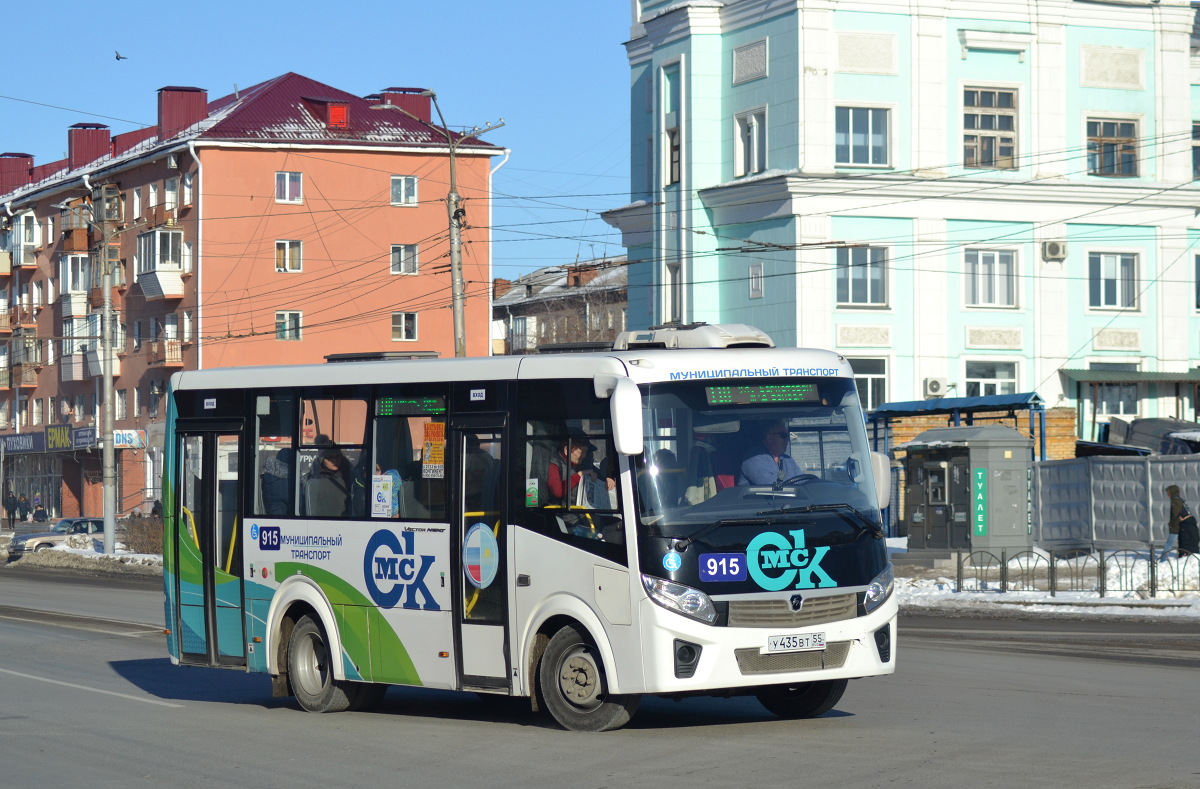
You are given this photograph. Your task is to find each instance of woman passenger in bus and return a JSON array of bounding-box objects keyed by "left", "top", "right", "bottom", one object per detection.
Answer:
[{"left": 548, "top": 438, "right": 599, "bottom": 507}]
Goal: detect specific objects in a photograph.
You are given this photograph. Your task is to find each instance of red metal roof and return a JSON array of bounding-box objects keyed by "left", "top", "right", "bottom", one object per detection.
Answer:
[{"left": 199, "top": 72, "right": 497, "bottom": 151}]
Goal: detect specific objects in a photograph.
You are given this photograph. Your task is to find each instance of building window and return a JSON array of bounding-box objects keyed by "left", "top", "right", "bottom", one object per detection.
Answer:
[
  {"left": 748, "top": 262, "right": 764, "bottom": 299},
  {"left": 1089, "top": 252, "right": 1137, "bottom": 309},
  {"left": 965, "top": 249, "right": 1017, "bottom": 307},
  {"left": 735, "top": 109, "right": 767, "bottom": 176},
  {"left": 183, "top": 310, "right": 193, "bottom": 343},
  {"left": 848, "top": 358, "right": 887, "bottom": 412},
  {"left": 148, "top": 386, "right": 160, "bottom": 419},
  {"left": 133, "top": 386, "right": 141, "bottom": 417},
  {"left": 32, "top": 397, "right": 42, "bottom": 426},
  {"left": 963, "top": 88, "right": 1017, "bottom": 170},
  {"left": 275, "top": 171, "right": 302, "bottom": 204},
  {"left": 183, "top": 172, "right": 194, "bottom": 205},
  {"left": 1087, "top": 119, "right": 1138, "bottom": 177},
  {"left": 1090, "top": 363, "right": 1139, "bottom": 416},
  {"left": 392, "top": 312, "right": 417, "bottom": 341},
  {"left": 664, "top": 261, "right": 683, "bottom": 323},
  {"left": 136, "top": 230, "right": 183, "bottom": 273},
  {"left": 666, "top": 128, "right": 681, "bottom": 185},
  {"left": 276, "top": 311, "right": 302, "bottom": 341},
  {"left": 132, "top": 187, "right": 142, "bottom": 218},
  {"left": 275, "top": 240, "right": 302, "bottom": 272},
  {"left": 390, "top": 244, "right": 418, "bottom": 275},
  {"left": 74, "top": 395, "right": 84, "bottom": 422},
  {"left": 164, "top": 177, "right": 179, "bottom": 211},
  {"left": 1193, "top": 124, "right": 1200, "bottom": 180},
  {"left": 391, "top": 176, "right": 418, "bottom": 205},
  {"left": 116, "top": 389, "right": 127, "bottom": 421},
  {"left": 965, "top": 361, "right": 1017, "bottom": 397},
  {"left": 59, "top": 254, "right": 91, "bottom": 294},
  {"left": 835, "top": 107, "right": 889, "bottom": 166},
  {"left": 836, "top": 246, "right": 888, "bottom": 306}
]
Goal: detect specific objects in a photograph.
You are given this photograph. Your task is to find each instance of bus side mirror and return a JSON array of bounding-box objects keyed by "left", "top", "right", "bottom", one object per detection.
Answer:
[
  {"left": 609, "top": 377, "right": 644, "bottom": 457},
  {"left": 871, "top": 451, "right": 891, "bottom": 506}
]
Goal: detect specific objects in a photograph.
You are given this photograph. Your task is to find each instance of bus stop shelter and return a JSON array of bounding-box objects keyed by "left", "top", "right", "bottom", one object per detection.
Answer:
[{"left": 868, "top": 392, "right": 1047, "bottom": 462}]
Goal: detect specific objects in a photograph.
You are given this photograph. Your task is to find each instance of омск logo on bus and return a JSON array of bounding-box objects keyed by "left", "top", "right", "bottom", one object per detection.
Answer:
[
  {"left": 746, "top": 529, "right": 836, "bottom": 591},
  {"left": 363, "top": 530, "right": 441, "bottom": 610}
]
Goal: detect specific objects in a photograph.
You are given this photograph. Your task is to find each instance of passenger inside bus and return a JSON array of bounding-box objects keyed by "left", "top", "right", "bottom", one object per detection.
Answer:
[{"left": 305, "top": 446, "right": 353, "bottom": 517}]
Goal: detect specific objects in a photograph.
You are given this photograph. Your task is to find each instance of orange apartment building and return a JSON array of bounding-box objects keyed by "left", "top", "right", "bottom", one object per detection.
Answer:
[{"left": 0, "top": 72, "right": 501, "bottom": 520}]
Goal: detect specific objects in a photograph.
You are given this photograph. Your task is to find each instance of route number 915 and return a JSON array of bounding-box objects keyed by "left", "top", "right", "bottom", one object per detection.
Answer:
[{"left": 699, "top": 552, "right": 747, "bottom": 582}]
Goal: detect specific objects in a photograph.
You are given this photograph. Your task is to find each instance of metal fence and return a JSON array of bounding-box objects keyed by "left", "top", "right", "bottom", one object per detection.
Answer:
[{"left": 952, "top": 549, "right": 1200, "bottom": 598}]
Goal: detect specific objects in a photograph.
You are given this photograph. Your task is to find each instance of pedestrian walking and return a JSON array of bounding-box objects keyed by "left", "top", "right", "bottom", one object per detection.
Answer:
[
  {"left": 3, "top": 491, "right": 16, "bottom": 531},
  {"left": 16, "top": 494, "right": 30, "bottom": 523},
  {"left": 1161, "top": 485, "right": 1198, "bottom": 560}
]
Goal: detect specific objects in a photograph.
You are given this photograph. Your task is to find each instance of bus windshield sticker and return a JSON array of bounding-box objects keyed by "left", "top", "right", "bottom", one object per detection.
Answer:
[
  {"left": 525, "top": 478, "right": 538, "bottom": 506},
  {"left": 663, "top": 550, "right": 682, "bottom": 572},
  {"left": 372, "top": 472, "right": 401, "bottom": 518},
  {"left": 463, "top": 523, "right": 499, "bottom": 589},
  {"left": 422, "top": 422, "right": 445, "bottom": 479}
]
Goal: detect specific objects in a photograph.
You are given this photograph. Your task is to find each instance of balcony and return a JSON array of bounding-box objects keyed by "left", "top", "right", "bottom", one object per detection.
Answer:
[
  {"left": 85, "top": 348, "right": 121, "bottom": 379},
  {"left": 62, "top": 227, "right": 90, "bottom": 253},
  {"left": 60, "top": 354, "right": 87, "bottom": 383},
  {"left": 147, "top": 338, "right": 184, "bottom": 368},
  {"left": 88, "top": 286, "right": 124, "bottom": 311},
  {"left": 138, "top": 269, "right": 185, "bottom": 301},
  {"left": 60, "top": 292, "right": 88, "bottom": 318},
  {"left": 12, "top": 247, "right": 36, "bottom": 268},
  {"left": 0, "top": 311, "right": 11, "bottom": 335},
  {"left": 0, "top": 367, "right": 11, "bottom": 390},
  {"left": 0, "top": 251, "right": 10, "bottom": 276},
  {"left": 14, "top": 306, "right": 36, "bottom": 327},
  {"left": 11, "top": 364, "right": 37, "bottom": 388}
]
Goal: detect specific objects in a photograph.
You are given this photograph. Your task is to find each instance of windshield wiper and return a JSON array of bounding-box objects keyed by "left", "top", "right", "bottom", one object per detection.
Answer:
[
  {"left": 672, "top": 517, "right": 779, "bottom": 551},
  {"left": 754, "top": 503, "right": 885, "bottom": 539}
]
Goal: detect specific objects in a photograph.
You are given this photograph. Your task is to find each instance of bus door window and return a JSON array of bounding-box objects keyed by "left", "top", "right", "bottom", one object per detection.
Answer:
[
  {"left": 179, "top": 435, "right": 205, "bottom": 573},
  {"left": 462, "top": 430, "right": 503, "bottom": 622}
]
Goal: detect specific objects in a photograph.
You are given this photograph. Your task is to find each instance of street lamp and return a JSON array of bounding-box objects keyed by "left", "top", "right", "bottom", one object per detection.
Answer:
[
  {"left": 53, "top": 196, "right": 117, "bottom": 554},
  {"left": 371, "top": 91, "right": 504, "bottom": 358}
]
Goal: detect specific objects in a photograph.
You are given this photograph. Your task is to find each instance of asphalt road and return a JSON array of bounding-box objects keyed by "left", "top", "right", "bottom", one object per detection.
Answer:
[{"left": 1, "top": 565, "right": 1198, "bottom": 788}]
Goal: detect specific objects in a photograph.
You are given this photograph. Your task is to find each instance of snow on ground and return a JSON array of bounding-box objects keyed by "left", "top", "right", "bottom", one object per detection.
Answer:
[{"left": 2, "top": 532, "right": 1198, "bottom": 619}]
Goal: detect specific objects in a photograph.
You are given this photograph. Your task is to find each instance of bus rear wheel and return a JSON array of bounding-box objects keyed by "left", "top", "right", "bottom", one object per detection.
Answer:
[
  {"left": 288, "top": 615, "right": 355, "bottom": 713},
  {"left": 755, "top": 678, "right": 847, "bottom": 719},
  {"left": 538, "top": 624, "right": 639, "bottom": 732}
]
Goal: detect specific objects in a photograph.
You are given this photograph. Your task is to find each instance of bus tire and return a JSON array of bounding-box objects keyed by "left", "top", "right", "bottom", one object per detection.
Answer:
[
  {"left": 538, "top": 624, "right": 639, "bottom": 732},
  {"left": 287, "top": 615, "right": 354, "bottom": 713},
  {"left": 755, "top": 678, "right": 847, "bottom": 719}
]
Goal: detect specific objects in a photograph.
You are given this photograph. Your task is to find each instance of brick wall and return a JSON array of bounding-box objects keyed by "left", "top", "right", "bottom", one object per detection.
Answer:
[{"left": 880, "top": 406, "right": 1076, "bottom": 461}]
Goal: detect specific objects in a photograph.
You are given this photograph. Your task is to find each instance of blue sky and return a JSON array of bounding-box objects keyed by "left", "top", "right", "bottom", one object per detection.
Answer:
[{"left": 1, "top": 1, "right": 633, "bottom": 279}]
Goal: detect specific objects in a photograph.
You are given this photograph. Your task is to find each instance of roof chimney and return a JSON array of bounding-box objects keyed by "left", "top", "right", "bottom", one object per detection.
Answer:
[
  {"left": 493, "top": 278, "right": 511, "bottom": 299},
  {"left": 378, "top": 87, "right": 431, "bottom": 123},
  {"left": 569, "top": 266, "right": 601, "bottom": 288},
  {"left": 157, "top": 86, "right": 208, "bottom": 141},
  {"left": 68, "top": 123, "right": 110, "bottom": 170},
  {"left": 0, "top": 153, "right": 33, "bottom": 195}
]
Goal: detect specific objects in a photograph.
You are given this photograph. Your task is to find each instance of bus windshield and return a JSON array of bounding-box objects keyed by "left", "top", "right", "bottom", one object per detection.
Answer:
[{"left": 632, "top": 377, "right": 880, "bottom": 538}]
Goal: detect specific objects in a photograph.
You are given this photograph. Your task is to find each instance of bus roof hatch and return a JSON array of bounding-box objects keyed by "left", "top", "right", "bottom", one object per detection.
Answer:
[{"left": 611, "top": 323, "right": 774, "bottom": 351}]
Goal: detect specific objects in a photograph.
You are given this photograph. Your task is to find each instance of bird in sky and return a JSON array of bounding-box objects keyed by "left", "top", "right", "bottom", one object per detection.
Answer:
[{"left": 115, "top": 51, "right": 128, "bottom": 61}]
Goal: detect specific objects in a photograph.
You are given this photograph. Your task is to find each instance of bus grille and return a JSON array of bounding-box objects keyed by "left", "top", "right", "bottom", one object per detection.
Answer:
[
  {"left": 727, "top": 593, "right": 857, "bottom": 628},
  {"left": 734, "top": 641, "right": 851, "bottom": 675}
]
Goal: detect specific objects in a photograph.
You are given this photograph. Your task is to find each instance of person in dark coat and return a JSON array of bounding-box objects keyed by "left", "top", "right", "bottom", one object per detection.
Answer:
[
  {"left": 16, "top": 495, "right": 30, "bottom": 522},
  {"left": 4, "top": 492, "right": 16, "bottom": 530},
  {"left": 31, "top": 504, "right": 48, "bottom": 523},
  {"left": 1162, "top": 485, "right": 1198, "bottom": 560}
]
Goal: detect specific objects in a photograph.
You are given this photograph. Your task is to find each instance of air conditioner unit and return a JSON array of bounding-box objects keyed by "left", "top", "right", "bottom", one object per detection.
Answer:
[
  {"left": 1042, "top": 240, "right": 1067, "bottom": 261},
  {"left": 923, "top": 377, "right": 948, "bottom": 398}
]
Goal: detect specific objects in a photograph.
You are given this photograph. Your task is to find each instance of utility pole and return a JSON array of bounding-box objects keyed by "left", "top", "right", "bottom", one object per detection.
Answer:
[
  {"left": 371, "top": 92, "right": 503, "bottom": 357},
  {"left": 57, "top": 193, "right": 117, "bottom": 553}
]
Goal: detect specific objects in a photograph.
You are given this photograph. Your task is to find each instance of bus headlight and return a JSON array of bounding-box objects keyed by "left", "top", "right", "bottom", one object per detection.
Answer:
[
  {"left": 863, "top": 562, "right": 895, "bottom": 614},
  {"left": 641, "top": 575, "right": 717, "bottom": 625}
]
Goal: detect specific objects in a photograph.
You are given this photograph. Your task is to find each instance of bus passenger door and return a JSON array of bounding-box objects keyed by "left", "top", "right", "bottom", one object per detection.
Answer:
[
  {"left": 454, "top": 422, "right": 509, "bottom": 690},
  {"left": 174, "top": 424, "right": 246, "bottom": 667}
]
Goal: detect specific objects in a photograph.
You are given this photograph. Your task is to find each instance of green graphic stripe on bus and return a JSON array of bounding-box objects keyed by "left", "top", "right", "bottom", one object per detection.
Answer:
[{"left": 276, "top": 562, "right": 423, "bottom": 687}]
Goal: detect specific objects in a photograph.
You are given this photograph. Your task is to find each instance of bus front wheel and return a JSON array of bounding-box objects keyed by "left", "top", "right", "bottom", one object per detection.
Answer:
[
  {"left": 538, "top": 624, "right": 639, "bottom": 732},
  {"left": 755, "top": 678, "right": 847, "bottom": 719},
  {"left": 288, "top": 615, "right": 356, "bottom": 713}
]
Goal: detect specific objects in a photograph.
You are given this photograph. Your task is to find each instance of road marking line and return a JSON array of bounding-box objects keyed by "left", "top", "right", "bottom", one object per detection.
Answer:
[
  {"left": 0, "top": 612, "right": 160, "bottom": 637},
  {"left": 0, "top": 666, "right": 184, "bottom": 707}
]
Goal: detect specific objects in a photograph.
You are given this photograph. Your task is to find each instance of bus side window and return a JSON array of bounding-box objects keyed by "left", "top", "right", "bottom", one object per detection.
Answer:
[
  {"left": 254, "top": 394, "right": 297, "bottom": 517},
  {"left": 515, "top": 379, "right": 626, "bottom": 565}
]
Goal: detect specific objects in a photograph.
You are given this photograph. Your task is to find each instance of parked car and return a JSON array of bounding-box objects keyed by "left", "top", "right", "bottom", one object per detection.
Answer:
[{"left": 7, "top": 518, "right": 105, "bottom": 558}]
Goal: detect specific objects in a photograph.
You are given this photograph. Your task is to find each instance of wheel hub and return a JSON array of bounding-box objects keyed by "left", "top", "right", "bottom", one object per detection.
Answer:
[{"left": 559, "top": 653, "right": 599, "bottom": 706}]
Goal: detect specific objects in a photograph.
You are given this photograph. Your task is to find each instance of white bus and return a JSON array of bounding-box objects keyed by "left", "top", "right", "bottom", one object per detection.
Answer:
[{"left": 163, "top": 324, "right": 896, "bottom": 731}]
